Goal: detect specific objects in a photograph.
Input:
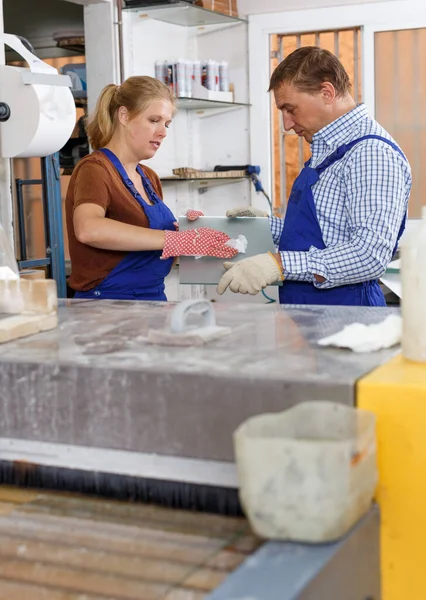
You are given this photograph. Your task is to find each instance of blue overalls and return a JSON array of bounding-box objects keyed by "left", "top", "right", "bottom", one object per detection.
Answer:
[
  {"left": 279, "top": 135, "right": 407, "bottom": 306},
  {"left": 74, "top": 148, "right": 176, "bottom": 301}
]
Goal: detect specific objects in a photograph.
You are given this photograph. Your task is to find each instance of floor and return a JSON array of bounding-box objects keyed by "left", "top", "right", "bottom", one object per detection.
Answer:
[{"left": 0, "top": 485, "right": 261, "bottom": 599}]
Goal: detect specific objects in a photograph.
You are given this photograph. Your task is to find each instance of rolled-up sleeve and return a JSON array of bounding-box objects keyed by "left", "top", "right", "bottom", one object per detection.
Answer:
[
  {"left": 268, "top": 215, "right": 284, "bottom": 245},
  {"left": 279, "top": 144, "right": 410, "bottom": 287}
]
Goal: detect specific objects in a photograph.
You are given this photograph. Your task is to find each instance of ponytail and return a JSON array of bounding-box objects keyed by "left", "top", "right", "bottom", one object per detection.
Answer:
[{"left": 86, "top": 84, "right": 119, "bottom": 150}]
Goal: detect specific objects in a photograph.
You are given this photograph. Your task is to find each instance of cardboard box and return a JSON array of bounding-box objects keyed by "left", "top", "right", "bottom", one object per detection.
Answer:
[
  {"left": 0, "top": 279, "right": 57, "bottom": 315},
  {"left": 19, "top": 269, "right": 46, "bottom": 280},
  {"left": 197, "top": 0, "right": 238, "bottom": 17}
]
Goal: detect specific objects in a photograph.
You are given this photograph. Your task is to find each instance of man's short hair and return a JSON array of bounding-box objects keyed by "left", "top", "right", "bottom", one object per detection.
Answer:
[{"left": 268, "top": 46, "right": 351, "bottom": 97}]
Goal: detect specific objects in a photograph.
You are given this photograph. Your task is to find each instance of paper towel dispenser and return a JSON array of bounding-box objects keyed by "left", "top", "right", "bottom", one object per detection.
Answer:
[{"left": 0, "top": 34, "right": 76, "bottom": 158}]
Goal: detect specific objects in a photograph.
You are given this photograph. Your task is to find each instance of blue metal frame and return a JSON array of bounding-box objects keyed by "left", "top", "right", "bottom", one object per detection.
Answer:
[
  {"left": 16, "top": 178, "right": 41, "bottom": 263},
  {"left": 42, "top": 153, "right": 66, "bottom": 297},
  {"left": 15, "top": 152, "right": 67, "bottom": 298}
]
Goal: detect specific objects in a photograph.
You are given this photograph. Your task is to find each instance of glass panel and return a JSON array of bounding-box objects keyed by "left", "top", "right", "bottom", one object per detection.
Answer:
[
  {"left": 375, "top": 28, "right": 426, "bottom": 217},
  {"left": 123, "top": 1, "right": 246, "bottom": 26}
]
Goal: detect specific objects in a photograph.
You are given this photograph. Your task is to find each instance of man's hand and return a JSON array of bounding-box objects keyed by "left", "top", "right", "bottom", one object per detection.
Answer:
[
  {"left": 226, "top": 206, "right": 268, "bottom": 218},
  {"left": 217, "top": 252, "right": 284, "bottom": 295}
]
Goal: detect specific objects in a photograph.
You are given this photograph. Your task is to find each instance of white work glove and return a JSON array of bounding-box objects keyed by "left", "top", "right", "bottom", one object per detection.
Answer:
[
  {"left": 226, "top": 206, "right": 268, "bottom": 218},
  {"left": 217, "top": 252, "right": 284, "bottom": 295}
]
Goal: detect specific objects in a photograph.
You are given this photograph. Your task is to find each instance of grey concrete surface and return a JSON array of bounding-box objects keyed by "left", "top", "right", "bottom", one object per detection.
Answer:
[{"left": 0, "top": 300, "right": 399, "bottom": 461}]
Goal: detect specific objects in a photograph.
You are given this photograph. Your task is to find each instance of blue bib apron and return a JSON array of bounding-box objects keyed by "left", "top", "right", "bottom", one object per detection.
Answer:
[
  {"left": 278, "top": 135, "right": 407, "bottom": 306},
  {"left": 74, "top": 148, "right": 176, "bottom": 301}
]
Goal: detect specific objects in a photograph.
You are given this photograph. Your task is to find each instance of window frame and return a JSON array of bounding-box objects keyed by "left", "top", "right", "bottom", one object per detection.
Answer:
[{"left": 248, "top": 0, "right": 426, "bottom": 208}]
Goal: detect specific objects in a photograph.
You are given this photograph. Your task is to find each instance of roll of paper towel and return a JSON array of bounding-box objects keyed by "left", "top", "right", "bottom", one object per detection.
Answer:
[{"left": 0, "top": 35, "right": 76, "bottom": 158}]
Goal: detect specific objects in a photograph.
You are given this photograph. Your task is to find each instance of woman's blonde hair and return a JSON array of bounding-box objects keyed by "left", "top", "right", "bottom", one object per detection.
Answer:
[{"left": 87, "top": 76, "right": 176, "bottom": 150}]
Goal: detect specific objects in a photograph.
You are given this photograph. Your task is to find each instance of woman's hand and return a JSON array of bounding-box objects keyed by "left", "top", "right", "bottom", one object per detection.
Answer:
[
  {"left": 186, "top": 209, "right": 204, "bottom": 221},
  {"left": 161, "top": 228, "right": 238, "bottom": 259}
]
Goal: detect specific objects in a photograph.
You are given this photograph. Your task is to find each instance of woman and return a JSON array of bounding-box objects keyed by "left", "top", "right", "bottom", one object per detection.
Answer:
[{"left": 66, "top": 76, "right": 236, "bottom": 301}]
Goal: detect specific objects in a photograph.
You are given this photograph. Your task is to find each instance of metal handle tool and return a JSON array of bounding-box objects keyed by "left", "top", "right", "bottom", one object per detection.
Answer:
[{"left": 169, "top": 299, "right": 216, "bottom": 333}]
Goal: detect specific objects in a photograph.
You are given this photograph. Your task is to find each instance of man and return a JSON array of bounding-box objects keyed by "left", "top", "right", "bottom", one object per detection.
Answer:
[{"left": 216, "top": 46, "right": 411, "bottom": 306}]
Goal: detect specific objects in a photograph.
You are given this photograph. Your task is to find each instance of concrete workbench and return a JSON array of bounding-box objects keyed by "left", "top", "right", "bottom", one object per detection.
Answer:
[
  {"left": 0, "top": 300, "right": 401, "bottom": 599},
  {"left": 0, "top": 299, "right": 400, "bottom": 486},
  {"left": 0, "top": 300, "right": 398, "bottom": 466}
]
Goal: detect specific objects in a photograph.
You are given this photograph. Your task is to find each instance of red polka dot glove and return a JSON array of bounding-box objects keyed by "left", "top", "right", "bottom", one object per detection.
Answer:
[
  {"left": 162, "top": 228, "right": 239, "bottom": 260},
  {"left": 186, "top": 209, "right": 204, "bottom": 221}
]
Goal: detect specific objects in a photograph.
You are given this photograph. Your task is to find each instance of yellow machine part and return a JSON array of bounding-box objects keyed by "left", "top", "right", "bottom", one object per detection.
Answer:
[{"left": 357, "top": 354, "right": 426, "bottom": 600}]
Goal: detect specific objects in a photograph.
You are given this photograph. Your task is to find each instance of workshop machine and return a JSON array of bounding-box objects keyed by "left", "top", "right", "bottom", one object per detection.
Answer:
[{"left": 0, "top": 298, "right": 397, "bottom": 599}]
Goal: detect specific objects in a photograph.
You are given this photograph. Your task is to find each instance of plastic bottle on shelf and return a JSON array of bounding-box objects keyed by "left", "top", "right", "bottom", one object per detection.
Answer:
[
  {"left": 154, "top": 60, "right": 166, "bottom": 84},
  {"left": 193, "top": 60, "right": 202, "bottom": 87},
  {"left": 163, "top": 60, "right": 170, "bottom": 86},
  {"left": 185, "top": 60, "right": 193, "bottom": 98},
  {"left": 201, "top": 61, "right": 208, "bottom": 88},
  {"left": 206, "top": 59, "right": 217, "bottom": 90},
  {"left": 219, "top": 60, "right": 229, "bottom": 92},
  {"left": 176, "top": 59, "right": 187, "bottom": 97},
  {"left": 212, "top": 60, "right": 220, "bottom": 91},
  {"left": 401, "top": 206, "right": 426, "bottom": 362}
]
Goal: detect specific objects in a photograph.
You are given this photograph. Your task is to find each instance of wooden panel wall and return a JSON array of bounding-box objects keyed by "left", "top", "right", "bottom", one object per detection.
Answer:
[{"left": 375, "top": 28, "right": 426, "bottom": 217}]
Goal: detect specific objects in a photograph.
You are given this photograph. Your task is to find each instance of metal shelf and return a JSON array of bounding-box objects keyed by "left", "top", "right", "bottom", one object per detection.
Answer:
[
  {"left": 161, "top": 176, "right": 248, "bottom": 193},
  {"left": 72, "top": 91, "right": 88, "bottom": 110},
  {"left": 70, "top": 93, "right": 249, "bottom": 112},
  {"left": 176, "top": 96, "right": 249, "bottom": 110},
  {"left": 55, "top": 36, "right": 85, "bottom": 54},
  {"left": 123, "top": 1, "right": 246, "bottom": 26}
]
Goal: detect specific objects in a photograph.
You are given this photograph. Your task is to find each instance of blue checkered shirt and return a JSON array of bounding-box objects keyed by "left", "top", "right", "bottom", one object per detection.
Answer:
[{"left": 269, "top": 104, "right": 412, "bottom": 287}]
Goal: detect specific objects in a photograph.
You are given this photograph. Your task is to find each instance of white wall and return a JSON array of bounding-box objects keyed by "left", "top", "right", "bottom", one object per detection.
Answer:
[{"left": 238, "top": 0, "right": 404, "bottom": 16}]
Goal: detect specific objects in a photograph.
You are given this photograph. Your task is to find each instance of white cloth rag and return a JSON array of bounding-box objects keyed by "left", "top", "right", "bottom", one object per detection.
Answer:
[
  {"left": 317, "top": 314, "right": 402, "bottom": 353},
  {"left": 225, "top": 234, "right": 248, "bottom": 254}
]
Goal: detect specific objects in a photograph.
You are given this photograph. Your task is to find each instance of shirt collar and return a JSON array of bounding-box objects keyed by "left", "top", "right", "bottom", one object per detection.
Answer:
[{"left": 312, "top": 103, "right": 369, "bottom": 147}]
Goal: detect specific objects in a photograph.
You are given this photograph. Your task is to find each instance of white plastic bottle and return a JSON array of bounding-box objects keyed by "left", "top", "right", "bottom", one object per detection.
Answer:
[
  {"left": 206, "top": 59, "right": 217, "bottom": 90},
  {"left": 219, "top": 60, "right": 229, "bottom": 92},
  {"left": 401, "top": 206, "right": 426, "bottom": 362},
  {"left": 213, "top": 60, "right": 220, "bottom": 91},
  {"left": 193, "top": 60, "right": 202, "bottom": 86},
  {"left": 185, "top": 60, "right": 193, "bottom": 98},
  {"left": 176, "top": 59, "right": 187, "bottom": 97},
  {"left": 154, "top": 60, "right": 166, "bottom": 84}
]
